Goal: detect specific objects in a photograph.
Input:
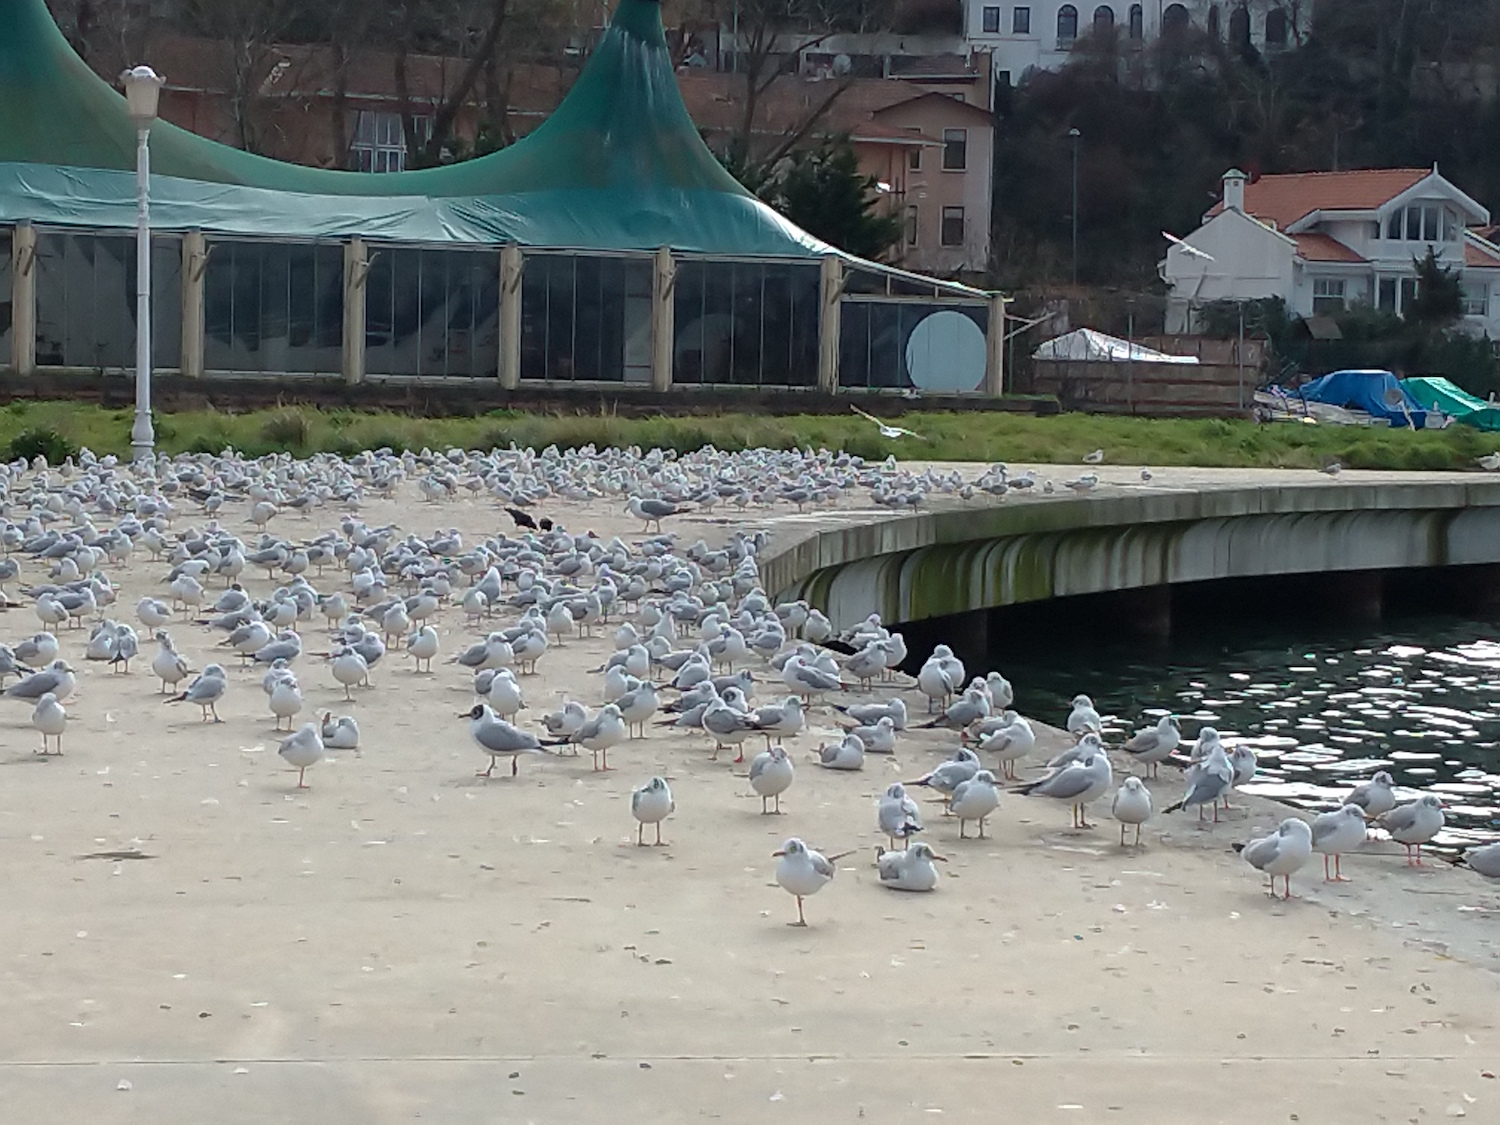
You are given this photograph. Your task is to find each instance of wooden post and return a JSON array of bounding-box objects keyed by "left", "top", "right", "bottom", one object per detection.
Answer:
[
  {"left": 180, "top": 230, "right": 206, "bottom": 377},
  {"left": 499, "top": 243, "right": 522, "bottom": 389},
  {"left": 651, "top": 246, "right": 675, "bottom": 392},
  {"left": 10, "top": 223, "right": 36, "bottom": 376},
  {"left": 817, "top": 254, "right": 843, "bottom": 394},
  {"left": 342, "top": 238, "right": 367, "bottom": 385},
  {"left": 984, "top": 292, "right": 1007, "bottom": 396}
]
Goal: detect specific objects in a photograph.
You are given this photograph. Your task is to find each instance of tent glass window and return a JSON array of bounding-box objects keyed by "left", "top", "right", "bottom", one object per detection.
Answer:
[
  {"left": 671, "top": 260, "right": 818, "bottom": 387},
  {"left": 0, "top": 228, "right": 11, "bottom": 364},
  {"left": 1012, "top": 6, "right": 1030, "bottom": 33},
  {"left": 1057, "top": 5, "right": 1078, "bottom": 44},
  {"left": 204, "top": 240, "right": 338, "bottom": 375},
  {"left": 1311, "top": 278, "right": 1346, "bottom": 314},
  {"left": 364, "top": 248, "right": 500, "bottom": 377},
  {"left": 839, "top": 302, "right": 988, "bottom": 390},
  {"left": 982, "top": 5, "right": 1001, "bottom": 32},
  {"left": 520, "top": 254, "right": 652, "bottom": 383},
  {"left": 34, "top": 231, "right": 180, "bottom": 371}
]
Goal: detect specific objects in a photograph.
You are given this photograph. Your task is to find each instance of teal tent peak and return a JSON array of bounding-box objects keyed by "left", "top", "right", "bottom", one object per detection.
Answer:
[
  {"left": 0, "top": 0, "right": 741, "bottom": 199},
  {"left": 0, "top": 0, "right": 835, "bottom": 255}
]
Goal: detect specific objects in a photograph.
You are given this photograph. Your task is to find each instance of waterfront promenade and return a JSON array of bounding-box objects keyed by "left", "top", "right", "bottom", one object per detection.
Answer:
[{"left": 0, "top": 465, "right": 1496, "bottom": 1123}]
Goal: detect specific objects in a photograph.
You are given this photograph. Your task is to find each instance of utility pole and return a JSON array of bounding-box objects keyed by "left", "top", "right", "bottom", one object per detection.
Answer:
[{"left": 1069, "top": 128, "right": 1081, "bottom": 287}]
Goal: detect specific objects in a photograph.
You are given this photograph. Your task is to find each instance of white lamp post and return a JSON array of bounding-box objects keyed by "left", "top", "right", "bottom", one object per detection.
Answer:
[{"left": 120, "top": 65, "right": 165, "bottom": 465}]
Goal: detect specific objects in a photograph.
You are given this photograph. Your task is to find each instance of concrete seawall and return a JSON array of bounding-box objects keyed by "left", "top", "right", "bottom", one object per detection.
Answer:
[{"left": 760, "top": 467, "right": 1500, "bottom": 630}]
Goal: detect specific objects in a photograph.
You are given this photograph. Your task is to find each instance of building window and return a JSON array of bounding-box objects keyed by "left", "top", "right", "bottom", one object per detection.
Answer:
[
  {"left": 982, "top": 5, "right": 1001, "bottom": 32},
  {"left": 1128, "top": 3, "right": 1143, "bottom": 39},
  {"left": 1378, "top": 278, "right": 1398, "bottom": 311},
  {"left": 1093, "top": 5, "right": 1114, "bottom": 32},
  {"left": 348, "top": 110, "right": 430, "bottom": 173},
  {"left": 941, "top": 206, "right": 965, "bottom": 247},
  {"left": 907, "top": 144, "right": 922, "bottom": 171},
  {"left": 906, "top": 206, "right": 920, "bottom": 247},
  {"left": 1013, "top": 6, "right": 1031, "bottom": 34},
  {"left": 1464, "top": 285, "right": 1489, "bottom": 317},
  {"left": 1165, "top": 3, "right": 1191, "bottom": 34},
  {"left": 1312, "top": 278, "right": 1346, "bottom": 314},
  {"left": 1229, "top": 4, "right": 1251, "bottom": 48},
  {"left": 1386, "top": 211, "right": 1402, "bottom": 240},
  {"left": 942, "top": 128, "right": 968, "bottom": 171},
  {"left": 1400, "top": 205, "right": 1441, "bottom": 242},
  {"left": 1265, "top": 7, "right": 1288, "bottom": 45},
  {"left": 1444, "top": 208, "right": 1460, "bottom": 241},
  {"left": 1401, "top": 276, "right": 1420, "bottom": 309},
  {"left": 1057, "top": 4, "right": 1078, "bottom": 44}
]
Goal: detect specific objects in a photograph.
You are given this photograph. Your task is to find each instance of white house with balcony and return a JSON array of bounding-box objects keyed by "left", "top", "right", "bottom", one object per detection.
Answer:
[
  {"left": 963, "top": 1, "right": 1300, "bottom": 88},
  {"left": 1161, "top": 166, "right": 1500, "bottom": 336}
]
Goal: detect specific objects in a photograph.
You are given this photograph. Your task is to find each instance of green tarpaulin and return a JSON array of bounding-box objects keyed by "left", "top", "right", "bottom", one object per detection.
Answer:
[
  {"left": 1402, "top": 376, "right": 1500, "bottom": 431},
  {"left": 0, "top": 0, "right": 828, "bottom": 255}
]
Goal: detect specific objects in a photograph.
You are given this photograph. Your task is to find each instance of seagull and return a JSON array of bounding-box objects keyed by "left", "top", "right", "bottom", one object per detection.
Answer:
[
  {"left": 948, "top": 769, "right": 1000, "bottom": 839},
  {"left": 1122, "top": 714, "right": 1179, "bottom": 777},
  {"left": 772, "top": 838, "right": 844, "bottom": 926},
  {"left": 1377, "top": 795, "right": 1445, "bottom": 865},
  {"left": 1111, "top": 776, "right": 1153, "bottom": 846},
  {"left": 850, "top": 404, "right": 925, "bottom": 440},
  {"left": 1345, "top": 771, "right": 1396, "bottom": 821},
  {"left": 877, "top": 782, "right": 924, "bottom": 848},
  {"left": 907, "top": 748, "right": 982, "bottom": 811},
  {"left": 320, "top": 712, "right": 361, "bottom": 751},
  {"left": 1236, "top": 818, "right": 1314, "bottom": 900},
  {"left": 1321, "top": 460, "right": 1343, "bottom": 476},
  {"left": 748, "top": 744, "right": 794, "bottom": 814},
  {"left": 816, "top": 733, "right": 865, "bottom": 770},
  {"left": 1018, "top": 750, "right": 1112, "bottom": 829},
  {"left": 1140, "top": 467, "right": 1153, "bottom": 481},
  {"left": 166, "top": 663, "right": 227, "bottom": 722},
  {"left": 1310, "top": 804, "right": 1368, "bottom": 882},
  {"left": 1066, "top": 694, "right": 1103, "bottom": 736},
  {"left": 31, "top": 691, "right": 66, "bottom": 754},
  {"left": 1478, "top": 452, "right": 1500, "bottom": 471},
  {"left": 1063, "top": 473, "right": 1099, "bottom": 494},
  {"left": 630, "top": 776, "right": 673, "bottom": 846},
  {"left": 278, "top": 722, "right": 326, "bottom": 789},
  {"left": 1453, "top": 841, "right": 1500, "bottom": 887},
  {"left": 1163, "top": 741, "right": 1234, "bottom": 824},
  {"left": 6, "top": 659, "right": 77, "bottom": 703},
  {"left": 628, "top": 496, "right": 687, "bottom": 534},
  {"left": 875, "top": 841, "right": 945, "bottom": 892},
  {"left": 462, "top": 702, "right": 547, "bottom": 777},
  {"left": 975, "top": 711, "right": 1035, "bottom": 780},
  {"left": 1163, "top": 230, "right": 1214, "bottom": 261},
  {"left": 1082, "top": 449, "right": 1105, "bottom": 464},
  {"left": 553, "top": 703, "right": 626, "bottom": 771}
]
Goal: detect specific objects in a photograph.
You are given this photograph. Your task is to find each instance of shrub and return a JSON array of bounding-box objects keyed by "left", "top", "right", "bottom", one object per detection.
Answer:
[
  {"left": 261, "top": 409, "right": 312, "bottom": 451},
  {"left": 5, "top": 427, "right": 79, "bottom": 465}
]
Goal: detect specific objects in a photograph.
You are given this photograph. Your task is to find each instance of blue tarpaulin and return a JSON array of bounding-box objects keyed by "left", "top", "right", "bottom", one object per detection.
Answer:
[{"left": 1296, "top": 370, "right": 1430, "bottom": 428}]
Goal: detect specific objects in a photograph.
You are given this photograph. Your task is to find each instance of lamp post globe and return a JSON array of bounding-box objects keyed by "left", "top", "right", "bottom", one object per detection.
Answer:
[{"left": 119, "top": 65, "right": 164, "bottom": 466}]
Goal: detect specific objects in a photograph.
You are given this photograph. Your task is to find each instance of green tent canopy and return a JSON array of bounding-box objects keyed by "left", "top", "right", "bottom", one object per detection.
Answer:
[
  {"left": 0, "top": 0, "right": 828, "bottom": 254},
  {"left": 1402, "top": 376, "right": 1500, "bottom": 432}
]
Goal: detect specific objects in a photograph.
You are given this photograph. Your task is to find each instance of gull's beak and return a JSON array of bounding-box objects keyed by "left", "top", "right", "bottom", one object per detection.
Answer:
[
  {"left": 932, "top": 855, "right": 949, "bottom": 862},
  {"left": 771, "top": 849, "right": 786, "bottom": 857},
  {"left": 456, "top": 710, "right": 472, "bottom": 718}
]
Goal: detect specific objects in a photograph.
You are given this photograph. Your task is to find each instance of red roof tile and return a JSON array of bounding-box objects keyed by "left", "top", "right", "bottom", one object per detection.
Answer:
[
  {"left": 1293, "top": 232, "right": 1366, "bottom": 263},
  {"left": 1210, "top": 168, "right": 1430, "bottom": 228},
  {"left": 1465, "top": 238, "right": 1500, "bottom": 269}
]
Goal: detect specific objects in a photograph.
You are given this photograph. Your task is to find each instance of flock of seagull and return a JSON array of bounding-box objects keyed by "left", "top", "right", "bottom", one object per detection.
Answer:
[{"left": 0, "top": 440, "right": 1496, "bottom": 929}]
